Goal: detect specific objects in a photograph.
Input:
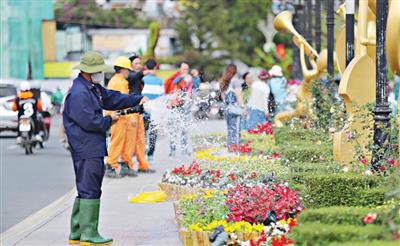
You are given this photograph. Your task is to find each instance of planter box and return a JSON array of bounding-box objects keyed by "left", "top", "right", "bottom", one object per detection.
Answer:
[
  {"left": 158, "top": 182, "right": 205, "bottom": 200},
  {"left": 179, "top": 228, "right": 259, "bottom": 246},
  {"left": 173, "top": 201, "right": 183, "bottom": 227}
]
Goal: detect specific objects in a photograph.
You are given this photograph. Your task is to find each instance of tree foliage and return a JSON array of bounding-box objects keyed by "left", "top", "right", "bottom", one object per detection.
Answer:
[
  {"left": 175, "top": 0, "right": 272, "bottom": 73},
  {"left": 54, "top": 0, "right": 149, "bottom": 28}
]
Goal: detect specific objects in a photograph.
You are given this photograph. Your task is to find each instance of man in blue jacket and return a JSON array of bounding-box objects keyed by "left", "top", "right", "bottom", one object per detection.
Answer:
[{"left": 63, "top": 51, "right": 148, "bottom": 245}]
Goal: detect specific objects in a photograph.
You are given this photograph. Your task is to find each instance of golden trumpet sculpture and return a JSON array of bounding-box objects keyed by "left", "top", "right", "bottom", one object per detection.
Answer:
[
  {"left": 272, "top": 11, "right": 332, "bottom": 127},
  {"left": 386, "top": 0, "right": 400, "bottom": 155},
  {"left": 333, "top": 0, "right": 378, "bottom": 165}
]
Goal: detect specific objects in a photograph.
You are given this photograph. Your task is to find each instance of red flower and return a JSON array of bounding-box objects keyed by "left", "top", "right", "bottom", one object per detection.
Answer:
[
  {"left": 363, "top": 213, "right": 377, "bottom": 225},
  {"left": 226, "top": 184, "right": 302, "bottom": 223},
  {"left": 360, "top": 159, "right": 367, "bottom": 165},
  {"left": 271, "top": 153, "right": 281, "bottom": 159},
  {"left": 388, "top": 159, "right": 400, "bottom": 168},
  {"left": 248, "top": 122, "right": 273, "bottom": 135},
  {"left": 272, "top": 235, "right": 294, "bottom": 246}
]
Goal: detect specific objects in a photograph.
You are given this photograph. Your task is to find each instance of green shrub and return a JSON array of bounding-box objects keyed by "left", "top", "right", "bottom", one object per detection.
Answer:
[
  {"left": 274, "top": 127, "right": 329, "bottom": 145},
  {"left": 356, "top": 187, "right": 387, "bottom": 207},
  {"left": 328, "top": 240, "right": 400, "bottom": 246},
  {"left": 289, "top": 161, "right": 341, "bottom": 174},
  {"left": 298, "top": 206, "right": 385, "bottom": 225},
  {"left": 291, "top": 222, "right": 391, "bottom": 245},
  {"left": 302, "top": 173, "right": 386, "bottom": 208},
  {"left": 279, "top": 143, "right": 333, "bottom": 163},
  {"left": 289, "top": 172, "right": 310, "bottom": 186}
]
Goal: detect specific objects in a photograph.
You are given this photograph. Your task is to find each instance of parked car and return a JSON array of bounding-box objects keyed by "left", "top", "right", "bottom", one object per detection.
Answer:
[{"left": 0, "top": 83, "right": 18, "bottom": 132}]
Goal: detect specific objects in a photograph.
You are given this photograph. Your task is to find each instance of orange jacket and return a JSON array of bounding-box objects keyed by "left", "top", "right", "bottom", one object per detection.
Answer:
[
  {"left": 12, "top": 91, "right": 43, "bottom": 112},
  {"left": 106, "top": 73, "right": 130, "bottom": 117}
]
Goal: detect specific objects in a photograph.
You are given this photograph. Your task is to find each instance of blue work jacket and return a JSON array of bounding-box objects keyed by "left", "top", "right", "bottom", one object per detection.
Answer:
[{"left": 63, "top": 74, "right": 143, "bottom": 160}]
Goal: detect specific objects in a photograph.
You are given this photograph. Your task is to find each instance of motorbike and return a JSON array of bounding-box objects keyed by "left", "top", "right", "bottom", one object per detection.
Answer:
[
  {"left": 36, "top": 111, "right": 51, "bottom": 148},
  {"left": 18, "top": 116, "right": 35, "bottom": 155}
]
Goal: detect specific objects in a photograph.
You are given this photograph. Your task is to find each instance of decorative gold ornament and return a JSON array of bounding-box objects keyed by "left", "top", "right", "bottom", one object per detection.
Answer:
[{"left": 333, "top": 0, "right": 377, "bottom": 165}]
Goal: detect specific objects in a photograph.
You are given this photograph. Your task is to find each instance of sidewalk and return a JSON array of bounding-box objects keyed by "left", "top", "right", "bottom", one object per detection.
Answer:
[{"left": 1, "top": 120, "right": 226, "bottom": 246}]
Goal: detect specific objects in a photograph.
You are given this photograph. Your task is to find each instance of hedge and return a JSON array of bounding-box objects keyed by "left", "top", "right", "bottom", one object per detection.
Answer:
[
  {"left": 279, "top": 143, "right": 333, "bottom": 163},
  {"left": 328, "top": 241, "right": 400, "bottom": 246},
  {"left": 301, "top": 173, "right": 387, "bottom": 208},
  {"left": 274, "top": 127, "right": 328, "bottom": 145},
  {"left": 291, "top": 222, "right": 391, "bottom": 245},
  {"left": 289, "top": 161, "right": 341, "bottom": 174},
  {"left": 298, "top": 206, "right": 385, "bottom": 225}
]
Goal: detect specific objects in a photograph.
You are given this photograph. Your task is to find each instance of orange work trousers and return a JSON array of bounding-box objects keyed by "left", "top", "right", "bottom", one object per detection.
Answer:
[
  {"left": 108, "top": 117, "right": 135, "bottom": 170},
  {"left": 130, "top": 114, "right": 149, "bottom": 170},
  {"left": 107, "top": 114, "right": 149, "bottom": 170}
]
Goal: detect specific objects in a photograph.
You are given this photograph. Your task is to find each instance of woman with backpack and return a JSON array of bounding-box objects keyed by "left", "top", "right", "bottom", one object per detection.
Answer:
[{"left": 220, "top": 64, "right": 245, "bottom": 150}]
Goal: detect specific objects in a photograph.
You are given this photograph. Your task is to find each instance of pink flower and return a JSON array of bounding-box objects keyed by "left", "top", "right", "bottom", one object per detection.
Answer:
[
  {"left": 346, "top": 131, "right": 353, "bottom": 141},
  {"left": 360, "top": 159, "right": 367, "bottom": 165},
  {"left": 363, "top": 213, "right": 377, "bottom": 225}
]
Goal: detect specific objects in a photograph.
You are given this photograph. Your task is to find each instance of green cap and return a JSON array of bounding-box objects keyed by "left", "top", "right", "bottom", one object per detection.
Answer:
[{"left": 73, "top": 51, "right": 112, "bottom": 73}]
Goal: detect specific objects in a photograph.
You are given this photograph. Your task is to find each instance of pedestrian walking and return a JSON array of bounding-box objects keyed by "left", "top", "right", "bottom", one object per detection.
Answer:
[
  {"left": 268, "top": 65, "right": 287, "bottom": 113},
  {"left": 246, "top": 70, "right": 270, "bottom": 130},
  {"left": 220, "top": 64, "right": 245, "bottom": 150},
  {"left": 63, "top": 51, "right": 148, "bottom": 245},
  {"left": 141, "top": 59, "right": 164, "bottom": 163}
]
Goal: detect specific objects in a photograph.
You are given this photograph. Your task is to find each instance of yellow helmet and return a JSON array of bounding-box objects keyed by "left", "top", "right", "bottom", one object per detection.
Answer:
[{"left": 114, "top": 56, "right": 132, "bottom": 70}]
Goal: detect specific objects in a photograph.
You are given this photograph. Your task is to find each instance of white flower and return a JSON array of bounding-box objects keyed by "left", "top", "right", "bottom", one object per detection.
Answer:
[{"left": 364, "top": 169, "right": 373, "bottom": 176}]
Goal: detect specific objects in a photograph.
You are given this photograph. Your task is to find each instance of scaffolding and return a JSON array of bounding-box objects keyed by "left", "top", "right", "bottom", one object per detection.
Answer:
[{"left": 0, "top": 0, "right": 54, "bottom": 80}]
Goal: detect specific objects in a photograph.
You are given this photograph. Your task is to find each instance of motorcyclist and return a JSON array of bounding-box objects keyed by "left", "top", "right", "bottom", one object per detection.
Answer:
[{"left": 12, "top": 81, "right": 43, "bottom": 144}]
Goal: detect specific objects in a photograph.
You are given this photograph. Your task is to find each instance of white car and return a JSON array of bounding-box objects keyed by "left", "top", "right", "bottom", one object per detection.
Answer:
[{"left": 0, "top": 83, "right": 18, "bottom": 132}]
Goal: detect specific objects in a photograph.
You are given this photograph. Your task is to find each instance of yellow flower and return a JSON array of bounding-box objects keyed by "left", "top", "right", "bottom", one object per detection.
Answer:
[
  {"left": 189, "top": 223, "right": 203, "bottom": 232},
  {"left": 203, "top": 190, "right": 215, "bottom": 198}
]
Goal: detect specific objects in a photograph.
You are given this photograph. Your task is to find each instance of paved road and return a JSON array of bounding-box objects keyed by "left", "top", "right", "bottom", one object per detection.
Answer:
[{"left": 0, "top": 115, "right": 75, "bottom": 232}]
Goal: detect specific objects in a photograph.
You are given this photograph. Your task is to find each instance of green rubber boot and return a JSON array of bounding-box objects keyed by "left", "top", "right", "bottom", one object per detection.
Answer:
[
  {"left": 79, "top": 199, "right": 113, "bottom": 246},
  {"left": 68, "top": 197, "right": 80, "bottom": 245}
]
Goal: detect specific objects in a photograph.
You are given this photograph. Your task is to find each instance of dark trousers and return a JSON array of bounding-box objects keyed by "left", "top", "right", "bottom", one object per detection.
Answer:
[
  {"left": 73, "top": 157, "right": 105, "bottom": 199},
  {"left": 144, "top": 117, "right": 158, "bottom": 157}
]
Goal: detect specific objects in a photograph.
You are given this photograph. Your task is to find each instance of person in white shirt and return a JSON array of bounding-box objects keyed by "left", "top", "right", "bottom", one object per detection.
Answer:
[{"left": 246, "top": 70, "right": 270, "bottom": 130}]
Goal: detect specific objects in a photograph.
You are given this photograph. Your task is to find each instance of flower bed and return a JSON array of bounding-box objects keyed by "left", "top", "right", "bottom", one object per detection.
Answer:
[
  {"left": 168, "top": 124, "right": 399, "bottom": 245},
  {"left": 175, "top": 184, "right": 301, "bottom": 246},
  {"left": 161, "top": 161, "right": 286, "bottom": 194}
]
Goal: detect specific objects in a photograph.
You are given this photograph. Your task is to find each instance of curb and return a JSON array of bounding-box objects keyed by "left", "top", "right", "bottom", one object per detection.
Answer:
[{"left": 0, "top": 188, "right": 76, "bottom": 246}]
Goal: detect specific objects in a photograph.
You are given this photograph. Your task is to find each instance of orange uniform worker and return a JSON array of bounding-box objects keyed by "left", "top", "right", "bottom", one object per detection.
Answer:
[
  {"left": 106, "top": 57, "right": 154, "bottom": 178},
  {"left": 106, "top": 56, "right": 139, "bottom": 178}
]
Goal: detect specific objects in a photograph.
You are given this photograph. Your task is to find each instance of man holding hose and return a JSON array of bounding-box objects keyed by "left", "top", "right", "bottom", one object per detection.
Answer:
[{"left": 63, "top": 51, "right": 148, "bottom": 245}]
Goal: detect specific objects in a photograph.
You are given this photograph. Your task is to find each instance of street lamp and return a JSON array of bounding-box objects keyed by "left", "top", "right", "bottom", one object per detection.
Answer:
[
  {"left": 345, "top": 0, "right": 355, "bottom": 66},
  {"left": 306, "top": 0, "right": 313, "bottom": 47},
  {"left": 314, "top": 0, "right": 321, "bottom": 53},
  {"left": 371, "top": 0, "right": 391, "bottom": 171},
  {"left": 326, "top": 0, "right": 335, "bottom": 76}
]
